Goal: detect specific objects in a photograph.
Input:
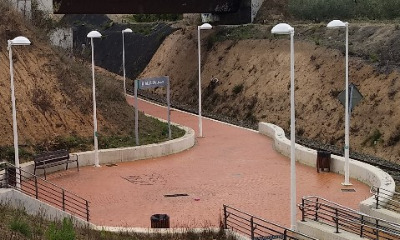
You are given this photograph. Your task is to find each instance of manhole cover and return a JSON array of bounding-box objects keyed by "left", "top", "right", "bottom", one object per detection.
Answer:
[
  {"left": 341, "top": 188, "right": 356, "bottom": 192},
  {"left": 164, "top": 193, "right": 189, "bottom": 197}
]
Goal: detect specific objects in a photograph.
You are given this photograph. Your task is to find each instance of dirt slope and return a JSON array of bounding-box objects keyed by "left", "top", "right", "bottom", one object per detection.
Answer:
[
  {"left": 140, "top": 25, "right": 400, "bottom": 164},
  {"left": 0, "top": 3, "right": 165, "bottom": 158}
]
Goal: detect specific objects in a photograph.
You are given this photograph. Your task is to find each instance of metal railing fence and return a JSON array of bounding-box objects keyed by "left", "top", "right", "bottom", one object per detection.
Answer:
[
  {"left": 371, "top": 187, "right": 400, "bottom": 213},
  {"left": 299, "top": 196, "right": 400, "bottom": 240},
  {"left": 223, "top": 205, "right": 317, "bottom": 240},
  {"left": 0, "top": 162, "right": 89, "bottom": 221}
]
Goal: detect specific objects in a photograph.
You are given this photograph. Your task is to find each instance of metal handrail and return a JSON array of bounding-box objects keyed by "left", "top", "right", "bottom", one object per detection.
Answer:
[
  {"left": 299, "top": 196, "right": 400, "bottom": 239},
  {"left": 223, "top": 205, "right": 318, "bottom": 240},
  {"left": 371, "top": 187, "right": 400, "bottom": 213},
  {"left": 0, "top": 162, "right": 90, "bottom": 221}
]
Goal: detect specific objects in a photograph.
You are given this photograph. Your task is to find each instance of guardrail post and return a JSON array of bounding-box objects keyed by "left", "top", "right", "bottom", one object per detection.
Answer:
[
  {"left": 250, "top": 216, "right": 254, "bottom": 240},
  {"left": 86, "top": 200, "right": 89, "bottom": 222},
  {"left": 301, "top": 198, "right": 305, "bottom": 222},
  {"left": 34, "top": 176, "right": 38, "bottom": 199},
  {"left": 375, "top": 188, "right": 380, "bottom": 209},
  {"left": 335, "top": 208, "right": 339, "bottom": 233},
  {"left": 223, "top": 205, "right": 227, "bottom": 229},
  {"left": 62, "top": 189, "right": 65, "bottom": 211}
]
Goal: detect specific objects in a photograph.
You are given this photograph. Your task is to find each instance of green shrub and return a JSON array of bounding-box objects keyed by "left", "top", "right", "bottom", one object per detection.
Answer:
[
  {"left": 9, "top": 217, "right": 31, "bottom": 237},
  {"left": 46, "top": 218, "right": 76, "bottom": 240},
  {"left": 232, "top": 84, "right": 244, "bottom": 95}
]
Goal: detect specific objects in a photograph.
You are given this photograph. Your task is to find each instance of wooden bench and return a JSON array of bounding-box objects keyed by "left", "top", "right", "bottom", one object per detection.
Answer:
[{"left": 34, "top": 149, "right": 79, "bottom": 179}]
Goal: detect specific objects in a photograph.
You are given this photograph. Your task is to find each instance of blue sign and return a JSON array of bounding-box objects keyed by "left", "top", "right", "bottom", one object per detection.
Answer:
[{"left": 137, "top": 76, "right": 168, "bottom": 89}]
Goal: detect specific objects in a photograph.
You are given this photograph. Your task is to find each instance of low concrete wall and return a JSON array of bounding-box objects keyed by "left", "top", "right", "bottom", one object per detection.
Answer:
[
  {"left": 17, "top": 125, "right": 195, "bottom": 178},
  {"left": 297, "top": 221, "right": 366, "bottom": 240},
  {"left": 258, "top": 122, "right": 397, "bottom": 222},
  {"left": 0, "top": 188, "right": 94, "bottom": 228}
]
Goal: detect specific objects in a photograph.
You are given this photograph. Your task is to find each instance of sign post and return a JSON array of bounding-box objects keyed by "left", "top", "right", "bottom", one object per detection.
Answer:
[{"left": 135, "top": 76, "right": 171, "bottom": 145}]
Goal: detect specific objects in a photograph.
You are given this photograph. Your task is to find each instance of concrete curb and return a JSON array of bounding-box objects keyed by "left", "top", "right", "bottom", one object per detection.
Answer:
[
  {"left": 258, "top": 122, "right": 398, "bottom": 224},
  {"left": 16, "top": 124, "right": 195, "bottom": 178}
]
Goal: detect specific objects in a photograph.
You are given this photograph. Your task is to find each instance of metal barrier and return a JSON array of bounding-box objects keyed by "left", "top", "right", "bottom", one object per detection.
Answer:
[
  {"left": 299, "top": 196, "right": 400, "bottom": 239},
  {"left": 0, "top": 162, "right": 90, "bottom": 221},
  {"left": 371, "top": 187, "right": 400, "bottom": 213},
  {"left": 223, "top": 205, "right": 317, "bottom": 240}
]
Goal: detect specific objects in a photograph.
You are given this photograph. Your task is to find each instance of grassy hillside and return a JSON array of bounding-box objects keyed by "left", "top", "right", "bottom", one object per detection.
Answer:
[{"left": 0, "top": 204, "right": 235, "bottom": 240}]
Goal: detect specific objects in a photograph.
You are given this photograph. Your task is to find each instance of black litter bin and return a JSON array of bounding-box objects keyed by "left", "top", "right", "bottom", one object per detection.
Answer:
[
  {"left": 151, "top": 214, "right": 170, "bottom": 228},
  {"left": 317, "top": 150, "right": 331, "bottom": 173}
]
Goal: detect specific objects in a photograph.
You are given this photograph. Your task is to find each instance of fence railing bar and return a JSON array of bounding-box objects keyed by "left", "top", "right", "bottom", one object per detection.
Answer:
[{"left": 1, "top": 163, "right": 89, "bottom": 222}]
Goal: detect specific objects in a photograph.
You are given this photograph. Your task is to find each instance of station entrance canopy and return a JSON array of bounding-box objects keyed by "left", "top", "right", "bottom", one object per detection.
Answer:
[{"left": 53, "top": 0, "right": 242, "bottom": 14}]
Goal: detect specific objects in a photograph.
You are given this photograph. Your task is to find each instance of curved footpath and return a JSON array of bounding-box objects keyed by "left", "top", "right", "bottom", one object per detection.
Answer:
[{"left": 48, "top": 96, "right": 370, "bottom": 228}]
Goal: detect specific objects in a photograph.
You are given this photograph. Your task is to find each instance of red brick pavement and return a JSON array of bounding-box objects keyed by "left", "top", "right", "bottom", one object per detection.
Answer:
[{"left": 47, "top": 96, "right": 371, "bottom": 228}]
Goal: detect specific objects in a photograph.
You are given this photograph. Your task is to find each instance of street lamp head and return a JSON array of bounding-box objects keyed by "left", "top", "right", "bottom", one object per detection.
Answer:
[
  {"left": 199, "top": 23, "right": 212, "bottom": 30},
  {"left": 271, "top": 23, "right": 294, "bottom": 35},
  {"left": 327, "top": 20, "right": 348, "bottom": 28},
  {"left": 87, "top": 30, "right": 102, "bottom": 38},
  {"left": 9, "top": 36, "right": 31, "bottom": 46},
  {"left": 122, "top": 28, "right": 133, "bottom": 33}
]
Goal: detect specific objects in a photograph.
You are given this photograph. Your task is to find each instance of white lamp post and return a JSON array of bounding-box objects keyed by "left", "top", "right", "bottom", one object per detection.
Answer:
[
  {"left": 122, "top": 28, "right": 133, "bottom": 95},
  {"left": 87, "top": 30, "right": 102, "bottom": 167},
  {"left": 271, "top": 23, "right": 296, "bottom": 230},
  {"left": 8, "top": 36, "right": 31, "bottom": 189},
  {"left": 197, "top": 23, "right": 212, "bottom": 137},
  {"left": 327, "top": 20, "right": 352, "bottom": 186}
]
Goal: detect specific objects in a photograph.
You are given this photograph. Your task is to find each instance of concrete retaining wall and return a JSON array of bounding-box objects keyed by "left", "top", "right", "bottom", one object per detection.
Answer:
[
  {"left": 18, "top": 125, "right": 195, "bottom": 178},
  {"left": 0, "top": 188, "right": 94, "bottom": 228},
  {"left": 258, "top": 122, "right": 397, "bottom": 223}
]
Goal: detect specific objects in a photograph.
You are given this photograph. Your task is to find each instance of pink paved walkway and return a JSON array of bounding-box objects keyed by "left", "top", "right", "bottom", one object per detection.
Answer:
[{"left": 48, "top": 96, "right": 371, "bottom": 228}]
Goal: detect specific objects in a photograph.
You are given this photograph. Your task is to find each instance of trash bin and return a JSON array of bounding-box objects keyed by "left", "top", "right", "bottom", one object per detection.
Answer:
[
  {"left": 317, "top": 150, "right": 331, "bottom": 173},
  {"left": 151, "top": 214, "right": 170, "bottom": 228}
]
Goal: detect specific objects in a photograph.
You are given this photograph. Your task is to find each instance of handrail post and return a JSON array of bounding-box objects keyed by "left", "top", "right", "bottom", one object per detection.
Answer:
[
  {"left": 34, "top": 176, "right": 38, "bottom": 199},
  {"left": 250, "top": 216, "right": 254, "bottom": 240},
  {"left": 375, "top": 188, "right": 379, "bottom": 209},
  {"left": 62, "top": 189, "right": 65, "bottom": 211},
  {"left": 375, "top": 219, "right": 379, "bottom": 239},
  {"left": 86, "top": 200, "right": 89, "bottom": 222},
  {"left": 315, "top": 198, "right": 319, "bottom": 221},
  {"left": 301, "top": 198, "right": 305, "bottom": 221},
  {"left": 283, "top": 229, "right": 288, "bottom": 240},
  {"left": 335, "top": 208, "right": 339, "bottom": 233},
  {"left": 223, "top": 205, "right": 227, "bottom": 229},
  {"left": 360, "top": 215, "right": 364, "bottom": 237}
]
